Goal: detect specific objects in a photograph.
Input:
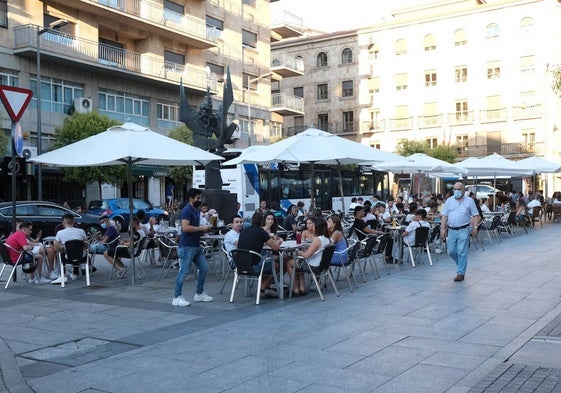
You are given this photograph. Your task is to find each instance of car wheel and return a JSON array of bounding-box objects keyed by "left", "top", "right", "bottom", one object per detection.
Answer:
[
  {"left": 157, "top": 214, "right": 168, "bottom": 223},
  {"left": 85, "top": 225, "right": 103, "bottom": 242},
  {"left": 114, "top": 217, "right": 125, "bottom": 232}
]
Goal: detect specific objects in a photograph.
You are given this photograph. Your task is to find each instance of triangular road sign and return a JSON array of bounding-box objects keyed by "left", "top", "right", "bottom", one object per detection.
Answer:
[{"left": 0, "top": 85, "right": 33, "bottom": 122}]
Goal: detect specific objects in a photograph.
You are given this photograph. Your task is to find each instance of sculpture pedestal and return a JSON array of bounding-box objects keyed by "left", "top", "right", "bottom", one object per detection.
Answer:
[{"left": 202, "top": 189, "right": 238, "bottom": 224}]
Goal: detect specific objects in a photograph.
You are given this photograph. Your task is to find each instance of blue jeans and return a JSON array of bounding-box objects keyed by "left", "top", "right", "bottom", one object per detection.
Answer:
[
  {"left": 175, "top": 246, "right": 208, "bottom": 297},
  {"left": 89, "top": 243, "right": 108, "bottom": 254},
  {"left": 446, "top": 227, "right": 471, "bottom": 275}
]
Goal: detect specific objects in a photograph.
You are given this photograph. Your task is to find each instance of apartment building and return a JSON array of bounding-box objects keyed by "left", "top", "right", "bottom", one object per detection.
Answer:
[
  {"left": 0, "top": 0, "right": 288, "bottom": 205},
  {"left": 274, "top": 0, "right": 561, "bottom": 192}
]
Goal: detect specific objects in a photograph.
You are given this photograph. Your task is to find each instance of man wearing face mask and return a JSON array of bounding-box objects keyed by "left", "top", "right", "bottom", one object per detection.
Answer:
[
  {"left": 440, "top": 182, "right": 481, "bottom": 282},
  {"left": 90, "top": 216, "right": 120, "bottom": 255},
  {"left": 172, "top": 188, "right": 214, "bottom": 307}
]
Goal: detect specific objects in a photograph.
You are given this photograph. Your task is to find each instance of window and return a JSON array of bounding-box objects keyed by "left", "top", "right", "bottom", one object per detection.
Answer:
[
  {"left": 520, "top": 56, "right": 535, "bottom": 76},
  {"left": 164, "top": 0, "right": 183, "bottom": 22},
  {"left": 395, "top": 39, "right": 407, "bottom": 55},
  {"left": 455, "top": 66, "right": 468, "bottom": 83},
  {"left": 317, "top": 83, "right": 328, "bottom": 100},
  {"left": 395, "top": 73, "right": 408, "bottom": 90},
  {"left": 456, "top": 134, "right": 468, "bottom": 147},
  {"left": 368, "top": 77, "right": 380, "bottom": 94},
  {"left": 423, "top": 102, "right": 438, "bottom": 125},
  {"left": 0, "top": 0, "right": 6, "bottom": 28},
  {"left": 242, "top": 0, "right": 256, "bottom": 5},
  {"left": 487, "top": 61, "right": 500, "bottom": 79},
  {"left": 341, "top": 48, "right": 353, "bottom": 64},
  {"left": 394, "top": 105, "right": 409, "bottom": 128},
  {"left": 157, "top": 102, "right": 178, "bottom": 121},
  {"left": 164, "top": 50, "right": 185, "bottom": 72},
  {"left": 454, "top": 29, "right": 467, "bottom": 46},
  {"left": 293, "top": 86, "right": 303, "bottom": 98},
  {"left": 206, "top": 15, "right": 223, "bottom": 40},
  {"left": 522, "top": 129, "right": 535, "bottom": 145},
  {"left": 426, "top": 138, "right": 437, "bottom": 148},
  {"left": 370, "top": 142, "right": 381, "bottom": 150},
  {"left": 317, "top": 52, "right": 328, "bottom": 67},
  {"left": 423, "top": 34, "right": 436, "bottom": 51},
  {"left": 486, "top": 23, "right": 499, "bottom": 40},
  {"left": 30, "top": 77, "right": 83, "bottom": 114},
  {"left": 342, "top": 80, "right": 353, "bottom": 97},
  {"left": 425, "top": 71, "right": 437, "bottom": 87},
  {"left": 519, "top": 17, "right": 535, "bottom": 35},
  {"left": 368, "top": 43, "right": 379, "bottom": 60},
  {"left": 317, "top": 114, "right": 329, "bottom": 131},
  {"left": 242, "top": 29, "right": 257, "bottom": 48},
  {"left": 0, "top": 69, "right": 18, "bottom": 87},
  {"left": 206, "top": 62, "right": 224, "bottom": 82},
  {"left": 455, "top": 100, "right": 468, "bottom": 121},
  {"left": 342, "top": 111, "right": 354, "bottom": 132},
  {"left": 242, "top": 73, "right": 257, "bottom": 90},
  {"left": 98, "top": 89, "right": 150, "bottom": 125}
]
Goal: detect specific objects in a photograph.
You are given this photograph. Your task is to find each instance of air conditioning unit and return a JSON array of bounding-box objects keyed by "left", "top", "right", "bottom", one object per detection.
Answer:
[
  {"left": 74, "top": 97, "right": 93, "bottom": 113},
  {"left": 20, "top": 146, "right": 38, "bottom": 160}
]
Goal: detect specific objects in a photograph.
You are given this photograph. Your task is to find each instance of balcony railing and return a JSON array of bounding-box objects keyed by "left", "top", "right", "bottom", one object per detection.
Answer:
[
  {"left": 417, "top": 114, "right": 443, "bottom": 128},
  {"left": 271, "top": 53, "right": 304, "bottom": 72},
  {"left": 271, "top": 9, "right": 304, "bottom": 30},
  {"left": 389, "top": 117, "right": 413, "bottom": 130},
  {"left": 286, "top": 125, "right": 308, "bottom": 136},
  {"left": 360, "top": 120, "right": 384, "bottom": 133},
  {"left": 479, "top": 108, "right": 507, "bottom": 122},
  {"left": 85, "top": 0, "right": 217, "bottom": 44},
  {"left": 271, "top": 93, "right": 304, "bottom": 114},
  {"left": 330, "top": 122, "right": 358, "bottom": 134},
  {"left": 13, "top": 24, "right": 216, "bottom": 92},
  {"left": 447, "top": 111, "right": 474, "bottom": 124},
  {"left": 456, "top": 142, "right": 544, "bottom": 157},
  {"left": 512, "top": 104, "right": 542, "bottom": 120}
]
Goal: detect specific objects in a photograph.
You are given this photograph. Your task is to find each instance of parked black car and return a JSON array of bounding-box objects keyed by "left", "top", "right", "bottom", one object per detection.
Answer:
[{"left": 0, "top": 201, "right": 103, "bottom": 240}]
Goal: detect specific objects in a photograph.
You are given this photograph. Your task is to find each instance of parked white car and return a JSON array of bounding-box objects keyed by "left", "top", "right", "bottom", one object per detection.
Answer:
[{"left": 465, "top": 184, "right": 501, "bottom": 200}]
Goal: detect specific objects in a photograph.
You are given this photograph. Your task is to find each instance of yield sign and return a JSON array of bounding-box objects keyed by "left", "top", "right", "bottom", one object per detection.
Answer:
[{"left": 0, "top": 85, "right": 33, "bottom": 122}]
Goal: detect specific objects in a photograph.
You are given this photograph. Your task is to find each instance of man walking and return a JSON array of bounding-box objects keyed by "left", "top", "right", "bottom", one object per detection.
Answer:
[
  {"left": 172, "top": 188, "right": 214, "bottom": 307},
  {"left": 440, "top": 182, "right": 481, "bottom": 282}
]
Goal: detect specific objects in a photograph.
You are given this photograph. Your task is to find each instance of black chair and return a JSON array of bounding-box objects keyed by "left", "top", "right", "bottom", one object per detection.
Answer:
[
  {"left": 355, "top": 235, "right": 379, "bottom": 282},
  {"left": 405, "top": 226, "right": 433, "bottom": 268},
  {"left": 58, "top": 240, "right": 90, "bottom": 287},
  {"left": 293, "top": 245, "right": 338, "bottom": 301},
  {"left": 229, "top": 249, "right": 269, "bottom": 305},
  {"left": 157, "top": 235, "right": 179, "bottom": 280},
  {"left": 330, "top": 239, "right": 359, "bottom": 292},
  {"left": 112, "top": 238, "right": 144, "bottom": 279},
  {"left": 370, "top": 233, "right": 391, "bottom": 277}
]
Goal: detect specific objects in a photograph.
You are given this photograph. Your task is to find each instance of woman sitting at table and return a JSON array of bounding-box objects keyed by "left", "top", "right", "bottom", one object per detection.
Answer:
[
  {"left": 262, "top": 212, "right": 281, "bottom": 261},
  {"left": 300, "top": 217, "right": 316, "bottom": 244},
  {"left": 514, "top": 199, "right": 528, "bottom": 225},
  {"left": 327, "top": 215, "right": 348, "bottom": 266},
  {"left": 286, "top": 217, "right": 331, "bottom": 296}
]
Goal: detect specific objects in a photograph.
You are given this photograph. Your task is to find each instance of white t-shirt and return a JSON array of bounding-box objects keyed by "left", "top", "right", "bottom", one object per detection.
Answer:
[
  {"left": 527, "top": 199, "right": 541, "bottom": 215},
  {"left": 403, "top": 220, "right": 430, "bottom": 245},
  {"left": 307, "top": 236, "right": 331, "bottom": 267},
  {"left": 224, "top": 230, "right": 240, "bottom": 253},
  {"left": 55, "top": 227, "right": 87, "bottom": 244}
]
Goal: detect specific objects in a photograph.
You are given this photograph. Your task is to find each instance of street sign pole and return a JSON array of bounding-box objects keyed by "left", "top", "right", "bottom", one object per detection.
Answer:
[{"left": 11, "top": 122, "right": 16, "bottom": 234}]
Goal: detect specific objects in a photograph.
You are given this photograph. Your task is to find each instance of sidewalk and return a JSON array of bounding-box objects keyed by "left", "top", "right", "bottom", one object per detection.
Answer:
[{"left": 1, "top": 221, "right": 561, "bottom": 393}]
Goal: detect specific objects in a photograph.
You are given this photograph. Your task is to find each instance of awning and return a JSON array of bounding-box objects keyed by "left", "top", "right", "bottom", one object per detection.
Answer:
[{"left": 132, "top": 165, "right": 169, "bottom": 177}]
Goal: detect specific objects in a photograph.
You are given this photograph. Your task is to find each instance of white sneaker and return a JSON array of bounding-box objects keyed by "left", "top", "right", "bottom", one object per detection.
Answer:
[
  {"left": 50, "top": 276, "right": 68, "bottom": 284},
  {"left": 172, "top": 296, "right": 191, "bottom": 307},
  {"left": 49, "top": 271, "right": 59, "bottom": 280},
  {"left": 28, "top": 278, "right": 37, "bottom": 284},
  {"left": 193, "top": 292, "right": 213, "bottom": 302},
  {"left": 66, "top": 272, "right": 78, "bottom": 281},
  {"left": 36, "top": 277, "right": 51, "bottom": 285}
]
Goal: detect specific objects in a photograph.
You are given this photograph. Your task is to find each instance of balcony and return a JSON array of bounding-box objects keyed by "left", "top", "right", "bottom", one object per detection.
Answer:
[
  {"left": 447, "top": 111, "right": 474, "bottom": 125},
  {"left": 479, "top": 107, "right": 507, "bottom": 123},
  {"left": 389, "top": 117, "right": 413, "bottom": 130},
  {"left": 456, "top": 142, "right": 544, "bottom": 158},
  {"left": 417, "top": 114, "right": 443, "bottom": 128},
  {"left": 360, "top": 120, "right": 384, "bottom": 133},
  {"left": 331, "top": 122, "right": 358, "bottom": 135},
  {"left": 270, "top": 93, "right": 304, "bottom": 116},
  {"left": 286, "top": 125, "right": 308, "bottom": 136},
  {"left": 13, "top": 25, "right": 217, "bottom": 94},
  {"left": 270, "top": 9, "right": 304, "bottom": 41},
  {"left": 48, "top": 0, "right": 218, "bottom": 49},
  {"left": 271, "top": 53, "right": 304, "bottom": 78},
  {"left": 512, "top": 104, "right": 542, "bottom": 120}
]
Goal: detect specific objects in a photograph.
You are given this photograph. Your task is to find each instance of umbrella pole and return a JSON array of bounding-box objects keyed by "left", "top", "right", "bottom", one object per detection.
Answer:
[
  {"left": 310, "top": 162, "right": 316, "bottom": 211},
  {"left": 337, "top": 165, "right": 345, "bottom": 211},
  {"left": 128, "top": 161, "right": 136, "bottom": 285}
]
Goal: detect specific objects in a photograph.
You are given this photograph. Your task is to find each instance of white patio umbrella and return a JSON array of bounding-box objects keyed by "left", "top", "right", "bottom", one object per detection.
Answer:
[
  {"left": 517, "top": 156, "right": 561, "bottom": 197},
  {"left": 223, "top": 127, "right": 401, "bottom": 210},
  {"left": 372, "top": 153, "right": 468, "bottom": 196},
  {"left": 32, "top": 122, "right": 223, "bottom": 284}
]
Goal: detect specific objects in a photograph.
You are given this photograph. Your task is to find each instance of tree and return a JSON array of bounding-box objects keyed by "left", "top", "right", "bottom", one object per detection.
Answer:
[
  {"left": 166, "top": 124, "right": 194, "bottom": 183},
  {"left": 0, "top": 128, "right": 8, "bottom": 158},
  {"left": 395, "top": 139, "right": 457, "bottom": 163},
  {"left": 53, "top": 112, "right": 124, "bottom": 195}
]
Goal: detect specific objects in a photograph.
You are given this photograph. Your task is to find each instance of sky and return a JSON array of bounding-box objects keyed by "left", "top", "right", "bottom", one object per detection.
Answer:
[{"left": 274, "top": 0, "right": 428, "bottom": 33}]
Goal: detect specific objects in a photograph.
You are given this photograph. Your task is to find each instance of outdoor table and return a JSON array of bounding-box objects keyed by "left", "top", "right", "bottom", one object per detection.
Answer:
[
  {"left": 264, "top": 239, "right": 301, "bottom": 300},
  {"left": 201, "top": 234, "right": 226, "bottom": 278}
]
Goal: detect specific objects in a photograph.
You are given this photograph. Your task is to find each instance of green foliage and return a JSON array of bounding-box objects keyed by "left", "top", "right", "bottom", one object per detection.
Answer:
[
  {"left": 0, "top": 129, "right": 8, "bottom": 157},
  {"left": 167, "top": 124, "right": 194, "bottom": 182},
  {"left": 553, "top": 66, "right": 561, "bottom": 97},
  {"left": 396, "top": 139, "right": 457, "bottom": 163},
  {"left": 53, "top": 112, "right": 125, "bottom": 186}
]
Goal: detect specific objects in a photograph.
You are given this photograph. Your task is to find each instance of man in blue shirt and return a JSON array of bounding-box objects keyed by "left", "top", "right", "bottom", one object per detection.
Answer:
[{"left": 172, "top": 188, "right": 214, "bottom": 307}]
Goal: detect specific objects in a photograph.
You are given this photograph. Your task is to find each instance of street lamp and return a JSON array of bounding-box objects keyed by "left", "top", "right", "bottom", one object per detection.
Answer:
[
  {"left": 246, "top": 72, "right": 281, "bottom": 146},
  {"left": 36, "top": 19, "right": 68, "bottom": 200}
]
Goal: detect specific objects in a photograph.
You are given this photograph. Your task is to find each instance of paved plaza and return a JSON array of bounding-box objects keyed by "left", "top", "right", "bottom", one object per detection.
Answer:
[{"left": 1, "top": 221, "right": 561, "bottom": 393}]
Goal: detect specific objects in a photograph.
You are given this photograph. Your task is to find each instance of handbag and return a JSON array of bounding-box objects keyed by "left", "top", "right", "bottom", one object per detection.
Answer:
[{"left": 20, "top": 251, "right": 37, "bottom": 273}]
